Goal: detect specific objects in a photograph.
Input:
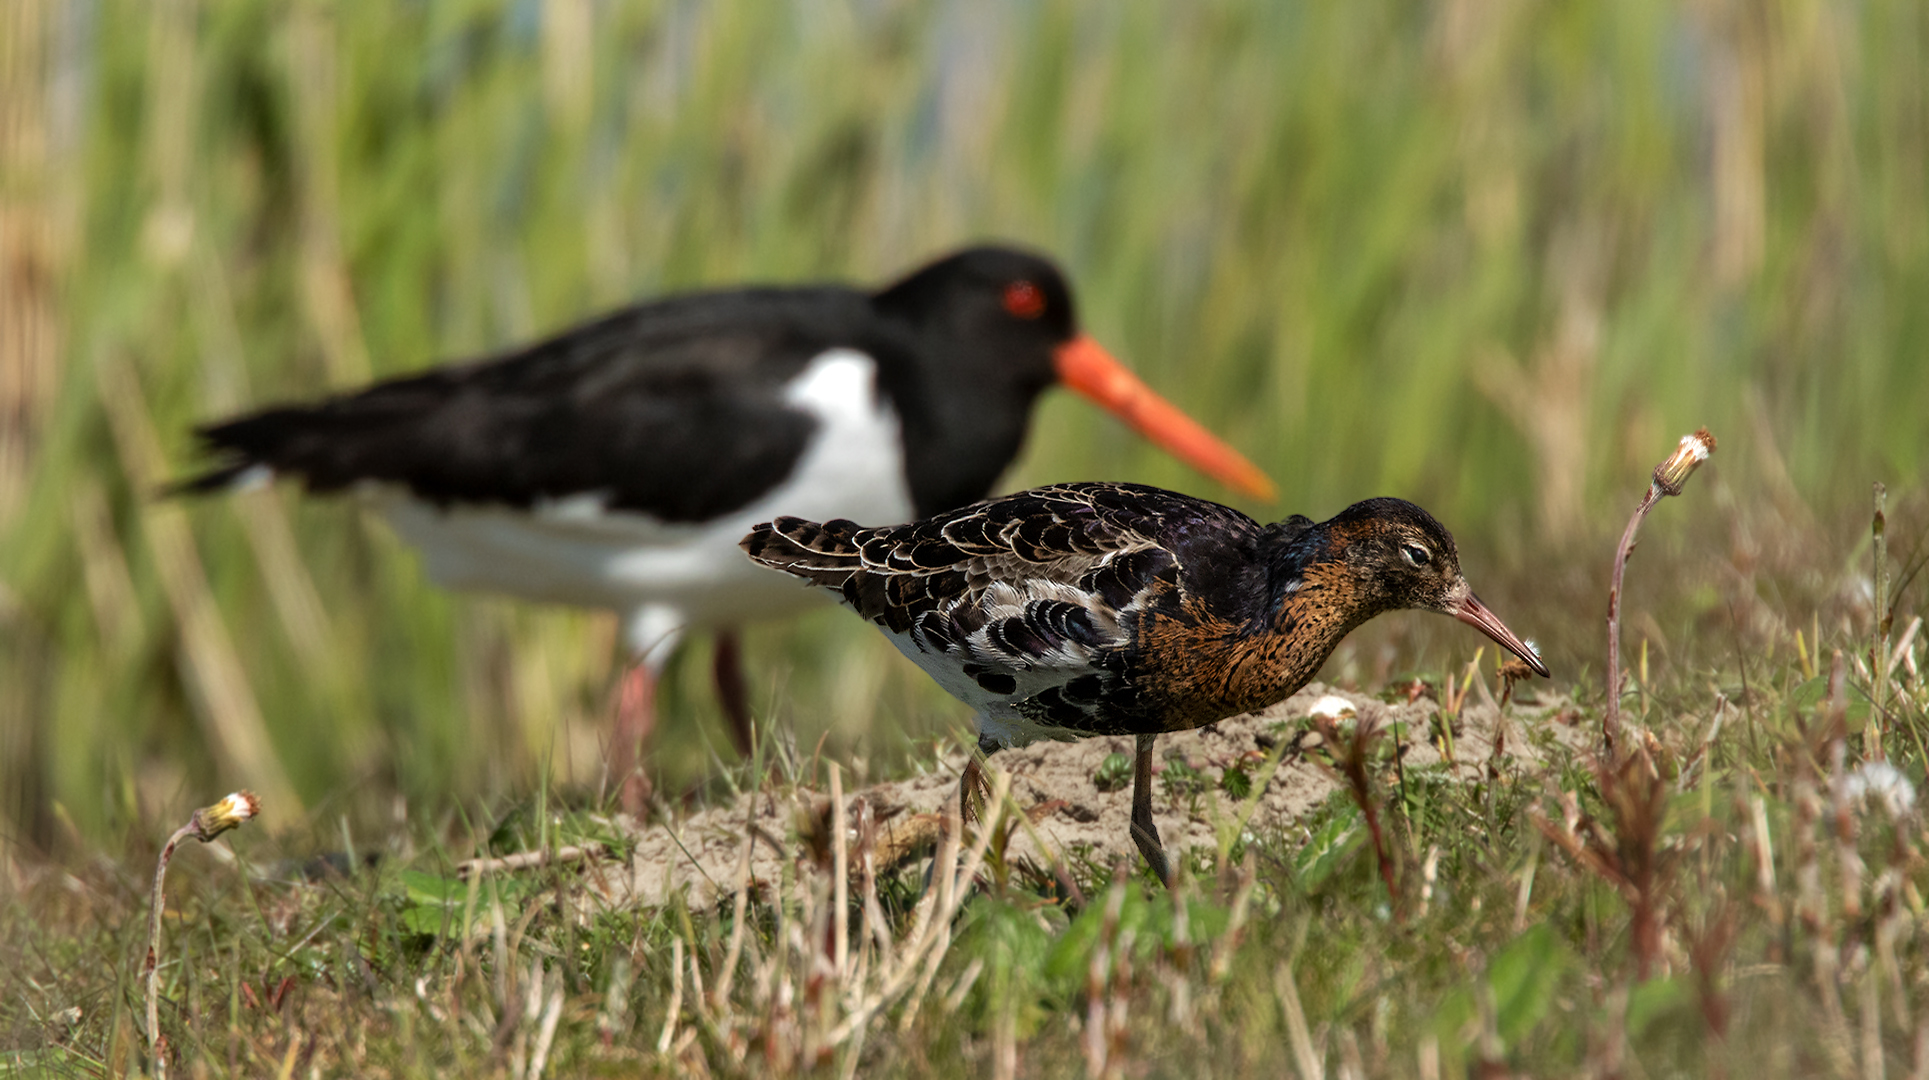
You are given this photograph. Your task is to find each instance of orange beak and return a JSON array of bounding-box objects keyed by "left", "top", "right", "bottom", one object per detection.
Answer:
[{"left": 1053, "top": 334, "right": 1277, "bottom": 501}]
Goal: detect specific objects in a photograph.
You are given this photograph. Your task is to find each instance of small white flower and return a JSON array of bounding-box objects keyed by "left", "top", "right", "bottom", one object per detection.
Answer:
[
  {"left": 1307, "top": 695, "right": 1357, "bottom": 720},
  {"left": 1842, "top": 763, "right": 1917, "bottom": 820}
]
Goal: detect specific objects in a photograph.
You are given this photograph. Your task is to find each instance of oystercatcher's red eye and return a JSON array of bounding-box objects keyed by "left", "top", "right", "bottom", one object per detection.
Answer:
[{"left": 1002, "top": 280, "right": 1046, "bottom": 319}]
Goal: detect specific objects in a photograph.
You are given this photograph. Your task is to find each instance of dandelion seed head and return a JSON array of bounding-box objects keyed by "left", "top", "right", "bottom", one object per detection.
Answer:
[
  {"left": 1841, "top": 762, "right": 1916, "bottom": 820},
  {"left": 1653, "top": 428, "right": 1717, "bottom": 495},
  {"left": 195, "top": 790, "right": 261, "bottom": 839}
]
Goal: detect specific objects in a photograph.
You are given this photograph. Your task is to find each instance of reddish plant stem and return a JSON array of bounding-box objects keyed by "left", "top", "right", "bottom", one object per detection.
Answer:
[
  {"left": 1317, "top": 715, "right": 1401, "bottom": 920},
  {"left": 1870, "top": 482, "right": 1890, "bottom": 760},
  {"left": 145, "top": 821, "right": 198, "bottom": 1069},
  {"left": 1356, "top": 769, "right": 1401, "bottom": 920},
  {"left": 143, "top": 792, "right": 258, "bottom": 1074},
  {"left": 1605, "top": 485, "right": 1662, "bottom": 753}
]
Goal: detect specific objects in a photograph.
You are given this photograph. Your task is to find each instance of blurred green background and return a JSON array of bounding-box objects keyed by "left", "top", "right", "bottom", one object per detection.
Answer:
[{"left": 2, "top": 0, "right": 1923, "bottom": 848}]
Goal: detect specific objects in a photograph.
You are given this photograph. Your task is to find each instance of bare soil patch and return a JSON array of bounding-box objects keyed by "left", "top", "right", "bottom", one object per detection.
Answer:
[{"left": 581, "top": 682, "right": 1584, "bottom": 910}]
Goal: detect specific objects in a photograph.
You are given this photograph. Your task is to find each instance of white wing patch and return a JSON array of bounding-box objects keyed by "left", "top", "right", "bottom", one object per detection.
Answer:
[
  {"left": 953, "top": 580, "right": 1121, "bottom": 671},
  {"left": 370, "top": 349, "right": 917, "bottom": 639},
  {"left": 866, "top": 571, "right": 1135, "bottom": 749},
  {"left": 229, "top": 464, "right": 275, "bottom": 493}
]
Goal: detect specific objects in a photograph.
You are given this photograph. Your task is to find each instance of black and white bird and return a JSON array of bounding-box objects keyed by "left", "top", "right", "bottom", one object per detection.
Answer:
[
  {"left": 743, "top": 481, "right": 1547, "bottom": 883},
  {"left": 179, "top": 247, "right": 1275, "bottom": 807}
]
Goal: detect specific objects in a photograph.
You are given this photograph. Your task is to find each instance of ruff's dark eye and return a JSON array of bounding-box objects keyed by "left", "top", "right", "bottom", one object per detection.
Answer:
[
  {"left": 1002, "top": 280, "right": 1047, "bottom": 319},
  {"left": 1401, "top": 544, "right": 1432, "bottom": 567}
]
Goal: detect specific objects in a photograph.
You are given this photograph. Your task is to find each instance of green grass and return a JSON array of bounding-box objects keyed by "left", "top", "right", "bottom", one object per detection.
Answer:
[
  {"left": 7, "top": 628, "right": 1928, "bottom": 1076},
  {"left": 2, "top": 1, "right": 1928, "bottom": 1072}
]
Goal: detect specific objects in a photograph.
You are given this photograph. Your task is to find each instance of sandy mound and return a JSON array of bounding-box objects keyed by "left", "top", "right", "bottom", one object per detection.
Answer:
[{"left": 576, "top": 682, "right": 1581, "bottom": 911}]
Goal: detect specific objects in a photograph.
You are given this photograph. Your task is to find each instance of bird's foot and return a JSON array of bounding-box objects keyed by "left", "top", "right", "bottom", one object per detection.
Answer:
[
  {"left": 959, "top": 755, "right": 994, "bottom": 826},
  {"left": 1129, "top": 817, "right": 1173, "bottom": 888}
]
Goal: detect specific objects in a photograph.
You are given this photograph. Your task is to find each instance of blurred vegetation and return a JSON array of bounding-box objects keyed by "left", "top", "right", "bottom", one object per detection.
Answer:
[{"left": 1, "top": 0, "right": 1924, "bottom": 847}]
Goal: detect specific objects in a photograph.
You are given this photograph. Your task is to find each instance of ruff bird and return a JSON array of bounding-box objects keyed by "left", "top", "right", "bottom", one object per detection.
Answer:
[{"left": 742, "top": 481, "right": 1546, "bottom": 883}]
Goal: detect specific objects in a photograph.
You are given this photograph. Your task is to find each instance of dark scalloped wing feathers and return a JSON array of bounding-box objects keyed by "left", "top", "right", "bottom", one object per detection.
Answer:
[
  {"left": 742, "top": 481, "right": 1256, "bottom": 632},
  {"left": 740, "top": 481, "right": 1268, "bottom": 736}
]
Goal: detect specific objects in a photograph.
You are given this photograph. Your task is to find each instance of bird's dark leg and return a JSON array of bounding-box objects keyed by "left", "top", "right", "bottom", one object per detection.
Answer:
[
  {"left": 1129, "top": 732, "right": 1172, "bottom": 887},
  {"left": 611, "top": 663, "right": 657, "bottom": 815},
  {"left": 712, "top": 629, "right": 754, "bottom": 757}
]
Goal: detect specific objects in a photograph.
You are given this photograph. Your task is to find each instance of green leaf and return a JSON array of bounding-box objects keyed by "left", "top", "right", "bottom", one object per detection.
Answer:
[
  {"left": 1294, "top": 801, "right": 1365, "bottom": 890},
  {"left": 400, "top": 870, "right": 464, "bottom": 905},
  {"left": 1625, "top": 976, "right": 1692, "bottom": 1040},
  {"left": 1162, "top": 758, "right": 1210, "bottom": 798},
  {"left": 1487, "top": 922, "right": 1571, "bottom": 1045},
  {"left": 1220, "top": 763, "right": 1254, "bottom": 800},
  {"left": 1093, "top": 752, "right": 1133, "bottom": 792}
]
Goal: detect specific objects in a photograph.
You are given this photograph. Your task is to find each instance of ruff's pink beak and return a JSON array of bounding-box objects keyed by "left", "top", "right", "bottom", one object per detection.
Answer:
[{"left": 1451, "top": 592, "right": 1549, "bottom": 677}]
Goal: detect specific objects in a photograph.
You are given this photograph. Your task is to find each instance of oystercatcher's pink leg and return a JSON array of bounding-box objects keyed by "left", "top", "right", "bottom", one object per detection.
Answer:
[
  {"left": 611, "top": 611, "right": 683, "bottom": 815},
  {"left": 611, "top": 661, "right": 657, "bottom": 814},
  {"left": 712, "top": 629, "right": 754, "bottom": 756}
]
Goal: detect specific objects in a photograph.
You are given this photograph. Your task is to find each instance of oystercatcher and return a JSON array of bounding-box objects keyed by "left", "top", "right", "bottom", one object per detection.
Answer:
[
  {"left": 179, "top": 247, "right": 1274, "bottom": 807},
  {"left": 742, "top": 481, "right": 1547, "bottom": 884}
]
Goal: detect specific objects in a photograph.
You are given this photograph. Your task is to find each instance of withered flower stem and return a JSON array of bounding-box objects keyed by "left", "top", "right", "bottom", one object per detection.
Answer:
[
  {"left": 1871, "top": 482, "right": 1890, "bottom": 761},
  {"left": 145, "top": 791, "right": 260, "bottom": 1072},
  {"left": 1311, "top": 713, "right": 1402, "bottom": 921},
  {"left": 1606, "top": 430, "right": 1716, "bottom": 751}
]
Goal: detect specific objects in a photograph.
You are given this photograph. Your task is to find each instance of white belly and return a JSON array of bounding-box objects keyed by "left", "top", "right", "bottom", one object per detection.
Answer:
[{"left": 369, "top": 349, "right": 918, "bottom": 639}]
